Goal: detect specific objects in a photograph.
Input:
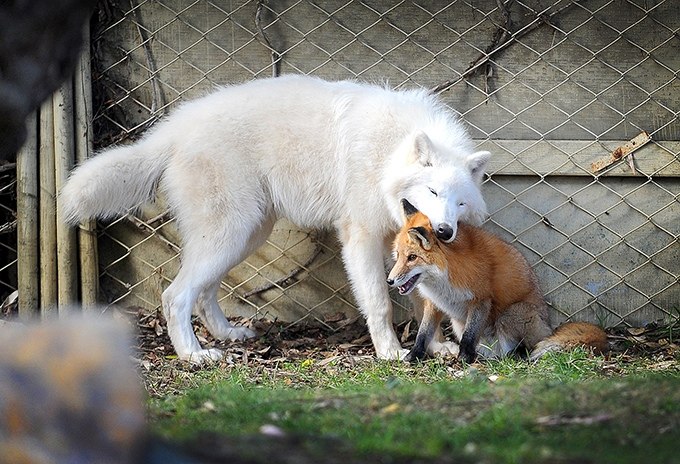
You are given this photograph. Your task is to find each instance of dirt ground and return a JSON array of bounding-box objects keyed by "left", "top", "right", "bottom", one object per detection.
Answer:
[
  {"left": 128, "top": 306, "right": 678, "bottom": 464},
  {"left": 1, "top": 298, "right": 677, "bottom": 464},
  {"left": 123, "top": 305, "right": 680, "bottom": 397}
]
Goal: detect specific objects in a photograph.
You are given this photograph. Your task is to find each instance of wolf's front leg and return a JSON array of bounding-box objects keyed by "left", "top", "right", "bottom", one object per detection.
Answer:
[{"left": 341, "top": 230, "right": 407, "bottom": 360}]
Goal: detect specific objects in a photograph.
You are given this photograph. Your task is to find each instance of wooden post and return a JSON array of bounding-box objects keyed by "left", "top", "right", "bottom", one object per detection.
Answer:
[
  {"left": 39, "top": 98, "right": 58, "bottom": 317},
  {"left": 16, "top": 113, "right": 40, "bottom": 317},
  {"left": 75, "top": 25, "right": 99, "bottom": 309},
  {"left": 53, "top": 82, "right": 78, "bottom": 310}
]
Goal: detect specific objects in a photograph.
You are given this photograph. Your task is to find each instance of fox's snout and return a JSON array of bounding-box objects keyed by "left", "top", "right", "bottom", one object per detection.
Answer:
[
  {"left": 435, "top": 222, "right": 454, "bottom": 242},
  {"left": 386, "top": 277, "right": 396, "bottom": 286}
]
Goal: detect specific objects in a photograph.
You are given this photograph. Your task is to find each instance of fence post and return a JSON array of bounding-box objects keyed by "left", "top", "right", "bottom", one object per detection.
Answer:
[
  {"left": 16, "top": 113, "right": 39, "bottom": 317},
  {"left": 53, "top": 82, "right": 78, "bottom": 310},
  {"left": 39, "top": 98, "right": 58, "bottom": 317},
  {"left": 74, "top": 25, "right": 99, "bottom": 309}
]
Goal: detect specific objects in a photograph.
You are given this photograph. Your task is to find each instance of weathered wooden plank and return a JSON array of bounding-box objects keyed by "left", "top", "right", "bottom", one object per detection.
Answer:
[
  {"left": 479, "top": 139, "right": 680, "bottom": 177},
  {"left": 16, "top": 112, "right": 39, "bottom": 317}
]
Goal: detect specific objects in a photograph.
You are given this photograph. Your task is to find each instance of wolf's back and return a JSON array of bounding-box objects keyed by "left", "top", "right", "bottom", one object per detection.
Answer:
[{"left": 60, "top": 134, "right": 171, "bottom": 225}]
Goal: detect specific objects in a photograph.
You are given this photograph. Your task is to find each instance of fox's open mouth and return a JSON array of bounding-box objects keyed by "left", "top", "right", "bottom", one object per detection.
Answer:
[{"left": 398, "top": 273, "right": 421, "bottom": 295}]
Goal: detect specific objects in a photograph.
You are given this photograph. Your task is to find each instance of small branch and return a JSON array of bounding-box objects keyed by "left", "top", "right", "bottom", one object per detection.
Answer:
[
  {"left": 125, "top": 214, "right": 181, "bottom": 253},
  {"left": 129, "top": 0, "right": 165, "bottom": 119},
  {"left": 432, "top": 0, "right": 576, "bottom": 94},
  {"left": 242, "top": 232, "right": 325, "bottom": 299},
  {"left": 0, "top": 220, "right": 17, "bottom": 235},
  {"left": 256, "top": 1, "right": 283, "bottom": 77},
  {"left": 0, "top": 162, "right": 16, "bottom": 173}
]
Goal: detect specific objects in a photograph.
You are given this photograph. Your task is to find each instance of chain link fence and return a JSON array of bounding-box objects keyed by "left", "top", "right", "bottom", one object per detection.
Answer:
[
  {"left": 88, "top": 0, "right": 679, "bottom": 330},
  {"left": 0, "top": 164, "right": 17, "bottom": 311}
]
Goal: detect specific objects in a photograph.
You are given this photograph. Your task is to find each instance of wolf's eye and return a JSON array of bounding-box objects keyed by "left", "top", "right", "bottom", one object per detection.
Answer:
[
  {"left": 407, "top": 254, "right": 417, "bottom": 262},
  {"left": 428, "top": 187, "right": 437, "bottom": 197},
  {"left": 459, "top": 201, "right": 466, "bottom": 207}
]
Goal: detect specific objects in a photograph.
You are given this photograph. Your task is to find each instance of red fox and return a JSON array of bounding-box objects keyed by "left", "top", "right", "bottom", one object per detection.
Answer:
[{"left": 387, "top": 199, "right": 608, "bottom": 363}]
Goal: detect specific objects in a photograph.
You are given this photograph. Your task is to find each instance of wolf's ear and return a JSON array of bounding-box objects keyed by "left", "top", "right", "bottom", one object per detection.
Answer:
[
  {"left": 466, "top": 150, "right": 491, "bottom": 184},
  {"left": 401, "top": 198, "right": 419, "bottom": 219},
  {"left": 408, "top": 226, "right": 432, "bottom": 251},
  {"left": 408, "top": 131, "right": 433, "bottom": 167}
]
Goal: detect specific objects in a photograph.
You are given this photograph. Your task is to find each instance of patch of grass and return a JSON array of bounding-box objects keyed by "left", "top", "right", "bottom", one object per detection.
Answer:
[{"left": 149, "top": 350, "right": 679, "bottom": 464}]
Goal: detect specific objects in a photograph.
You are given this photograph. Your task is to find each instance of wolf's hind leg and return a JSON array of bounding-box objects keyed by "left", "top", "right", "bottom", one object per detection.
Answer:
[
  {"left": 196, "top": 283, "right": 256, "bottom": 341},
  {"left": 162, "top": 212, "right": 275, "bottom": 364}
]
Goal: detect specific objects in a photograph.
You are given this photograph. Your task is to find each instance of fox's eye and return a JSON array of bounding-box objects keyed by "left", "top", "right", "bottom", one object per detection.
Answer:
[
  {"left": 407, "top": 254, "right": 417, "bottom": 262},
  {"left": 428, "top": 187, "right": 437, "bottom": 197}
]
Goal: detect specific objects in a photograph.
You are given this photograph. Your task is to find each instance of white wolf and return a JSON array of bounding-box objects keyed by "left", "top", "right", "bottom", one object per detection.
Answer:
[{"left": 60, "top": 75, "right": 490, "bottom": 363}]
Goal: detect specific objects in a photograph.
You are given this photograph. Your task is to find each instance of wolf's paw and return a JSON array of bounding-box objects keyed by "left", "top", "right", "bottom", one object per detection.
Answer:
[
  {"left": 181, "top": 348, "right": 225, "bottom": 365},
  {"left": 222, "top": 326, "right": 256, "bottom": 341},
  {"left": 376, "top": 347, "right": 411, "bottom": 361},
  {"left": 208, "top": 322, "right": 256, "bottom": 341},
  {"left": 428, "top": 340, "right": 460, "bottom": 357}
]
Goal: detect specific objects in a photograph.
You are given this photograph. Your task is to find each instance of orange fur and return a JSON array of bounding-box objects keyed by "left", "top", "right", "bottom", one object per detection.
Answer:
[{"left": 387, "top": 202, "right": 608, "bottom": 362}]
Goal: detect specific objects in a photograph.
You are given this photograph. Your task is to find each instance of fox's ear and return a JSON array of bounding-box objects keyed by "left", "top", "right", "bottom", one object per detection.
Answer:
[
  {"left": 407, "top": 131, "right": 433, "bottom": 167},
  {"left": 408, "top": 226, "right": 432, "bottom": 251},
  {"left": 401, "top": 198, "right": 419, "bottom": 219},
  {"left": 466, "top": 150, "right": 491, "bottom": 184}
]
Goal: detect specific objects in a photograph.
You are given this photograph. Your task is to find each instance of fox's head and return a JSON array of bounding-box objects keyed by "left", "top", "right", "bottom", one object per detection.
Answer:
[{"left": 386, "top": 199, "right": 444, "bottom": 295}]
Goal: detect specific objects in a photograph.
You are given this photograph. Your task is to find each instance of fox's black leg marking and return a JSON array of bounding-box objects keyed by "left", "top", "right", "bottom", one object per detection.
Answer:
[
  {"left": 459, "top": 330, "right": 478, "bottom": 363},
  {"left": 405, "top": 332, "right": 429, "bottom": 362}
]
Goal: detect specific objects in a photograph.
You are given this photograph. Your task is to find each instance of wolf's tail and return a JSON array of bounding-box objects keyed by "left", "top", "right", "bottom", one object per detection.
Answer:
[
  {"left": 60, "top": 135, "right": 171, "bottom": 225},
  {"left": 529, "top": 321, "right": 608, "bottom": 361}
]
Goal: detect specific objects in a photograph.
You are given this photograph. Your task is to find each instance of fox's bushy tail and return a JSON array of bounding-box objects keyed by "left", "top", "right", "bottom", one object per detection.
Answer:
[
  {"left": 60, "top": 136, "right": 171, "bottom": 225},
  {"left": 529, "top": 321, "right": 608, "bottom": 361}
]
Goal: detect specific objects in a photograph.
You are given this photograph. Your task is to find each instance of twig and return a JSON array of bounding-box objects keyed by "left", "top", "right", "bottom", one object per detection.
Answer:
[
  {"left": 255, "top": 1, "right": 283, "bottom": 77},
  {"left": 0, "top": 162, "right": 16, "bottom": 173},
  {"left": 129, "top": 0, "right": 165, "bottom": 119},
  {"left": 242, "top": 232, "right": 325, "bottom": 299},
  {"left": 431, "top": 0, "right": 576, "bottom": 94},
  {"left": 536, "top": 413, "right": 613, "bottom": 427},
  {"left": 481, "top": 0, "right": 514, "bottom": 93},
  {"left": 125, "top": 214, "right": 181, "bottom": 253}
]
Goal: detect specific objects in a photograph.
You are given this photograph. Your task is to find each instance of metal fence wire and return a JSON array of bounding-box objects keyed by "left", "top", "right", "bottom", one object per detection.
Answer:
[
  {"left": 0, "top": 164, "right": 17, "bottom": 310},
  {"left": 89, "top": 0, "right": 679, "bottom": 330}
]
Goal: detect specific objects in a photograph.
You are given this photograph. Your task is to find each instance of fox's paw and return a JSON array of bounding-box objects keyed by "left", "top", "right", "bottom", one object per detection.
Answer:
[
  {"left": 180, "top": 348, "right": 225, "bottom": 365},
  {"left": 404, "top": 347, "right": 427, "bottom": 363},
  {"left": 428, "top": 340, "right": 460, "bottom": 357}
]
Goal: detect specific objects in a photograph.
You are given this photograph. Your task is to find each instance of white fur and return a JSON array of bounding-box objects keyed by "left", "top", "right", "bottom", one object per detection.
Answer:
[{"left": 60, "top": 75, "right": 489, "bottom": 363}]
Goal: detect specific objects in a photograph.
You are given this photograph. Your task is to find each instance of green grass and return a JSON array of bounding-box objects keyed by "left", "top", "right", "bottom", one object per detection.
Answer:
[{"left": 148, "top": 349, "right": 680, "bottom": 463}]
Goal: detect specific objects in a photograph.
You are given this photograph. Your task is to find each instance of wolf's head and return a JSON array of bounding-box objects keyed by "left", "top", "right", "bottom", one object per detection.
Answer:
[
  {"left": 395, "top": 131, "right": 489, "bottom": 243},
  {"left": 386, "top": 199, "right": 444, "bottom": 295}
]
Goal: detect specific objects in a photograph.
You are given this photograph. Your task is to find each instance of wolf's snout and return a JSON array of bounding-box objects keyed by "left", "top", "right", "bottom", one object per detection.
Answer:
[{"left": 436, "top": 223, "right": 454, "bottom": 242}]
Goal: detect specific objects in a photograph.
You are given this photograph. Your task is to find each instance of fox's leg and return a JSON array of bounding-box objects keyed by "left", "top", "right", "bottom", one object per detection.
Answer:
[
  {"left": 495, "top": 302, "right": 552, "bottom": 355},
  {"left": 406, "top": 300, "right": 458, "bottom": 361},
  {"left": 341, "top": 228, "right": 406, "bottom": 360},
  {"left": 408, "top": 293, "right": 449, "bottom": 349},
  {"left": 459, "top": 300, "right": 491, "bottom": 363}
]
